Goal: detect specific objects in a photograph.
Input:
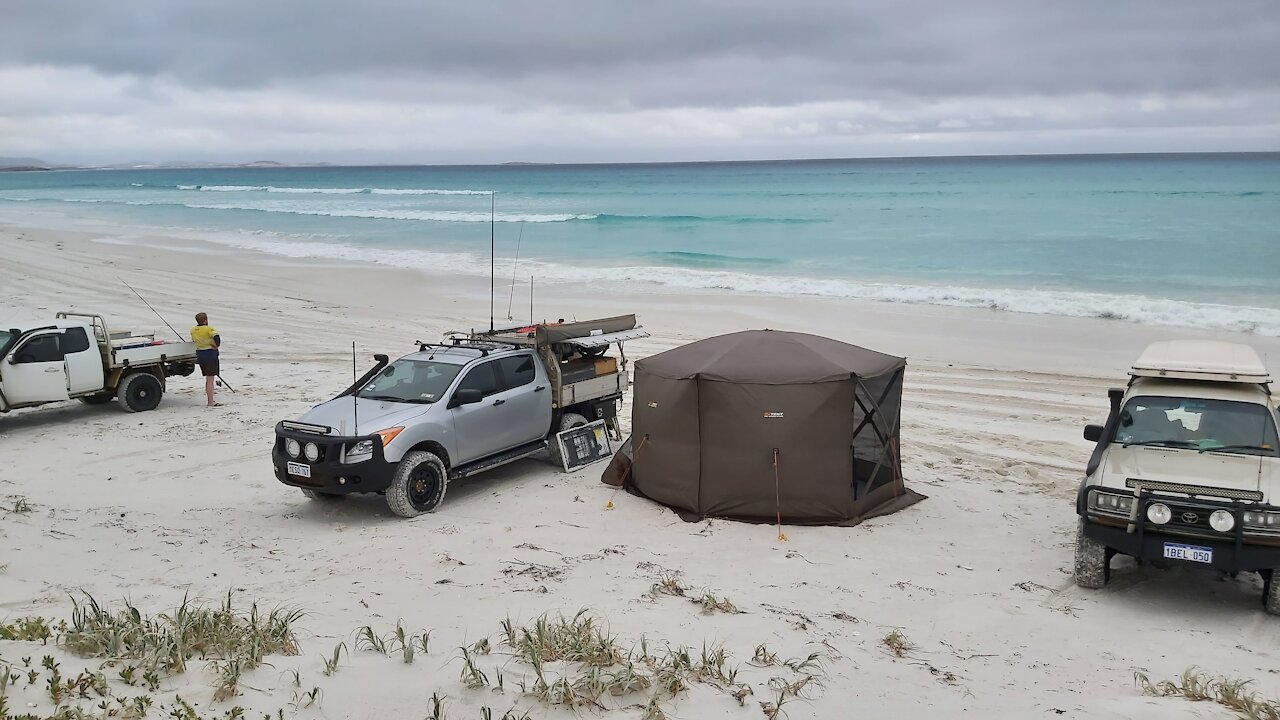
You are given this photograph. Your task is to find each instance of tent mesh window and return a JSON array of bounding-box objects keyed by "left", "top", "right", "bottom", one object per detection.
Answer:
[{"left": 852, "top": 368, "right": 904, "bottom": 498}]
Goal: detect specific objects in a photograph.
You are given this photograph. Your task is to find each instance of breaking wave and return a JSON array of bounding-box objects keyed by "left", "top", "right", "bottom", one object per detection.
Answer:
[
  {"left": 173, "top": 184, "right": 489, "bottom": 195},
  {"left": 180, "top": 203, "right": 594, "bottom": 223},
  {"left": 197, "top": 233, "right": 1280, "bottom": 337}
]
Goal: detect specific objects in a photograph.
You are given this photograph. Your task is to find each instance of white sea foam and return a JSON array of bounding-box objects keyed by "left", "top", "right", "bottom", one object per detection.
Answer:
[
  {"left": 42, "top": 196, "right": 590, "bottom": 222},
  {"left": 172, "top": 184, "right": 489, "bottom": 195},
  {"left": 179, "top": 202, "right": 593, "bottom": 223},
  {"left": 198, "top": 233, "right": 1280, "bottom": 337},
  {"left": 371, "top": 188, "right": 490, "bottom": 195}
]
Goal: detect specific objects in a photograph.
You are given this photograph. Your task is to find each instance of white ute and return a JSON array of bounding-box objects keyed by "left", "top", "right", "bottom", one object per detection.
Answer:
[
  {"left": 0, "top": 312, "right": 197, "bottom": 413},
  {"left": 1075, "top": 340, "right": 1280, "bottom": 613}
]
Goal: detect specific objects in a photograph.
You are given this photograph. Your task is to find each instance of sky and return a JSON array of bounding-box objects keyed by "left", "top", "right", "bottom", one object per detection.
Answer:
[{"left": 2, "top": 0, "right": 1278, "bottom": 165}]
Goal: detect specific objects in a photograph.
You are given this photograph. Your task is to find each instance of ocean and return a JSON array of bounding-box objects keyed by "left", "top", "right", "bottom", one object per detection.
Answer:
[{"left": 2, "top": 154, "right": 1278, "bottom": 335}]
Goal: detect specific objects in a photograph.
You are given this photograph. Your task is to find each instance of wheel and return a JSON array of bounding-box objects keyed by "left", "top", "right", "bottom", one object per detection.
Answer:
[
  {"left": 386, "top": 451, "right": 449, "bottom": 518},
  {"left": 300, "top": 488, "right": 344, "bottom": 501},
  {"left": 78, "top": 393, "right": 114, "bottom": 405},
  {"left": 548, "top": 412, "right": 590, "bottom": 470},
  {"left": 116, "top": 373, "right": 163, "bottom": 412},
  {"left": 1264, "top": 570, "right": 1280, "bottom": 616},
  {"left": 1074, "top": 518, "right": 1110, "bottom": 589}
]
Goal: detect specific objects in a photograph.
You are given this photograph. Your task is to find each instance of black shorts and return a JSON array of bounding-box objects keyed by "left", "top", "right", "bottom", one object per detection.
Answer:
[{"left": 197, "top": 350, "right": 220, "bottom": 377}]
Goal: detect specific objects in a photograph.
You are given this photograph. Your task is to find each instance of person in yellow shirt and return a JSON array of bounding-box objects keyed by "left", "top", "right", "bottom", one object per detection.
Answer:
[{"left": 191, "top": 312, "right": 222, "bottom": 407}]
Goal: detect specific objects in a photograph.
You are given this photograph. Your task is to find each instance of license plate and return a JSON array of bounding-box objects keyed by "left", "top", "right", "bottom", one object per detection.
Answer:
[
  {"left": 286, "top": 461, "right": 311, "bottom": 478},
  {"left": 1163, "top": 543, "right": 1213, "bottom": 564}
]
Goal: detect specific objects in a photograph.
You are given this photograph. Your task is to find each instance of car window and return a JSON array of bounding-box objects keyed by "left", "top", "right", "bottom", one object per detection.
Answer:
[
  {"left": 497, "top": 354, "right": 537, "bottom": 391},
  {"left": 61, "top": 327, "right": 91, "bottom": 354},
  {"left": 356, "top": 359, "right": 462, "bottom": 404},
  {"left": 13, "top": 334, "right": 63, "bottom": 364},
  {"left": 1116, "top": 395, "right": 1279, "bottom": 456},
  {"left": 456, "top": 361, "right": 500, "bottom": 398}
]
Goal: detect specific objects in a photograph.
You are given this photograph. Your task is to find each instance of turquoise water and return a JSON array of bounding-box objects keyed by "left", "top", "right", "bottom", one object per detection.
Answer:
[{"left": 1, "top": 154, "right": 1278, "bottom": 334}]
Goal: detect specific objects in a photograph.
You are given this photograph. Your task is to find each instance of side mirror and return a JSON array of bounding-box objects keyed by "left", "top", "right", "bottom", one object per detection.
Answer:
[
  {"left": 448, "top": 388, "right": 483, "bottom": 409},
  {"left": 1083, "top": 424, "right": 1104, "bottom": 442}
]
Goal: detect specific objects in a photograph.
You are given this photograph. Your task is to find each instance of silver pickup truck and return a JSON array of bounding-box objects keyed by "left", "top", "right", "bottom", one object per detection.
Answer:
[{"left": 272, "top": 315, "right": 647, "bottom": 517}]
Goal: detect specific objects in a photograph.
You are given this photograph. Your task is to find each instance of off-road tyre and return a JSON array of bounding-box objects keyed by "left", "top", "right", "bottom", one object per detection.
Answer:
[
  {"left": 300, "top": 488, "right": 344, "bottom": 501},
  {"left": 78, "top": 393, "right": 114, "bottom": 405},
  {"left": 1074, "top": 519, "right": 1110, "bottom": 589},
  {"left": 117, "top": 372, "right": 163, "bottom": 413},
  {"left": 1264, "top": 570, "right": 1280, "bottom": 616},
  {"left": 387, "top": 450, "right": 449, "bottom": 518},
  {"left": 548, "top": 412, "right": 590, "bottom": 470}
]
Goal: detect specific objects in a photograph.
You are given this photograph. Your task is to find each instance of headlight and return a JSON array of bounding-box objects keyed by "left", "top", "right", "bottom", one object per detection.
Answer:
[
  {"left": 1088, "top": 490, "right": 1134, "bottom": 515},
  {"left": 1146, "top": 503, "right": 1172, "bottom": 525},
  {"left": 304, "top": 442, "right": 320, "bottom": 462},
  {"left": 1209, "top": 510, "right": 1235, "bottom": 533},
  {"left": 1243, "top": 510, "right": 1280, "bottom": 530},
  {"left": 285, "top": 438, "right": 301, "bottom": 459},
  {"left": 345, "top": 428, "right": 404, "bottom": 463},
  {"left": 375, "top": 427, "right": 405, "bottom": 445}
]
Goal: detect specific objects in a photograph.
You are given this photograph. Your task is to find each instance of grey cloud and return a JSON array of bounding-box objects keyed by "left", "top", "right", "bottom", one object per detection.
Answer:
[
  {"left": 1, "top": 1, "right": 1277, "bottom": 163},
  {"left": 3, "top": 0, "right": 1277, "bottom": 107}
]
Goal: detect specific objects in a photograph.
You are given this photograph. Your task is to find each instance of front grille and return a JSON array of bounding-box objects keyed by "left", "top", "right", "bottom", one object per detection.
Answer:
[{"left": 1162, "top": 505, "right": 1214, "bottom": 534}]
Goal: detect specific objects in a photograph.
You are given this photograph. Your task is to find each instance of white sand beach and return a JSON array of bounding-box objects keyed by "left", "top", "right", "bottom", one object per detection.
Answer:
[{"left": 2, "top": 220, "right": 1279, "bottom": 719}]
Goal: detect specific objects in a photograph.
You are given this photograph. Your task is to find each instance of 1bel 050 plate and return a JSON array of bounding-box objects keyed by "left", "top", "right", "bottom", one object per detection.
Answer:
[
  {"left": 286, "top": 461, "right": 312, "bottom": 478},
  {"left": 1163, "top": 543, "right": 1212, "bottom": 564}
]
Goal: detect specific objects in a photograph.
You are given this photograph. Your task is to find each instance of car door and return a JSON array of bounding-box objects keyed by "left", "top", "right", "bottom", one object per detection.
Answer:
[
  {"left": 61, "top": 326, "right": 105, "bottom": 395},
  {"left": 450, "top": 360, "right": 507, "bottom": 464},
  {"left": 2, "top": 332, "right": 69, "bottom": 405},
  {"left": 496, "top": 353, "right": 552, "bottom": 445}
]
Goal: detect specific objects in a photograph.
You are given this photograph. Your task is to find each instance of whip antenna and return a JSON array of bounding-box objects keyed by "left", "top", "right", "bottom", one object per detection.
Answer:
[
  {"left": 119, "top": 277, "right": 182, "bottom": 340},
  {"left": 507, "top": 221, "right": 525, "bottom": 319},
  {"left": 490, "top": 191, "right": 496, "bottom": 333},
  {"left": 352, "top": 341, "right": 359, "bottom": 434}
]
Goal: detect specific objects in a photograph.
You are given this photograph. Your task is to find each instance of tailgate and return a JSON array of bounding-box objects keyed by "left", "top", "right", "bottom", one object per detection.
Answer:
[{"left": 111, "top": 340, "right": 198, "bottom": 367}]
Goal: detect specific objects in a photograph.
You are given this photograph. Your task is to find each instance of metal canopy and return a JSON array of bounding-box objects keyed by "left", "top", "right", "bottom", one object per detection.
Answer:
[{"left": 568, "top": 328, "right": 650, "bottom": 348}]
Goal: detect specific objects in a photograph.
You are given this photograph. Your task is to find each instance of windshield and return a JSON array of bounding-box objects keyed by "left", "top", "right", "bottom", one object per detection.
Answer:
[
  {"left": 355, "top": 359, "right": 462, "bottom": 404},
  {"left": 0, "top": 329, "right": 14, "bottom": 358},
  {"left": 1115, "top": 395, "right": 1279, "bottom": 456}
]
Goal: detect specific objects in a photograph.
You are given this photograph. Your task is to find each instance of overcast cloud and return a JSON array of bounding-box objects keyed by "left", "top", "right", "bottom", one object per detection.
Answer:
[{"left": 2, "top": 0, "right": 1277, "bottom": 164}]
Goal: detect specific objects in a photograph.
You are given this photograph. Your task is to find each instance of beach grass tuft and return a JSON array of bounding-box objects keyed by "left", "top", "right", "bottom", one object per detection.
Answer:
[
  {"left": 881, "top": 629, "right": 915, "bottom": 658},
  {"left": 1136, "top": 668, "right": 1280, "bottom": 719}
]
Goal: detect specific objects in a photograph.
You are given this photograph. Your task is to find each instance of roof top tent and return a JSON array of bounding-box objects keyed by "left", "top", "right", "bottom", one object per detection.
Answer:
[
  {"left": 618, "top": 329, "right": 924, "bottom": 526},
  {"left": 1129, "top": 340, "right": 1271, "bottom": 387},
  {"left": 469, "top": 315, "right": 650, "bottom": 438}
]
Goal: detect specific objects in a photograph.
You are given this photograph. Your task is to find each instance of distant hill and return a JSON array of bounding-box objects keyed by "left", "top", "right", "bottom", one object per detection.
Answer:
[
  {"left": 0, "top": 156, "right": 61, "bottom": 170},
  {"left": 95, "top": 159, "right": 336, "bottom": 169}
]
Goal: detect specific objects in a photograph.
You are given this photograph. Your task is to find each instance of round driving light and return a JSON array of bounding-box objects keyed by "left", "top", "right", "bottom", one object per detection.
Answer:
[
  {"left": 1209, "top": 510, "right": 1235, "bottom": 533},
  {"left": 285, "top": 438, "right": 301, "bottom": 458},
  {"left": 1146, "top": 503, "right": 1172, "bottom": 525},
  {"left": 304, "top": 442, "right": 320, "bottom": 462}
]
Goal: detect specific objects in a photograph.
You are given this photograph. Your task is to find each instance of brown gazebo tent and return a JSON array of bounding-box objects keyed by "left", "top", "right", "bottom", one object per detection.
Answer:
[{"left": 608, "top": 330, "right": 923, "bottom": 525}]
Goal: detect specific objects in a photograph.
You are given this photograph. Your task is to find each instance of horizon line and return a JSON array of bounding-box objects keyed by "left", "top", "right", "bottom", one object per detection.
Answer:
[{"left": 9, "top": 148, "right": 1280, "bottom": 172}]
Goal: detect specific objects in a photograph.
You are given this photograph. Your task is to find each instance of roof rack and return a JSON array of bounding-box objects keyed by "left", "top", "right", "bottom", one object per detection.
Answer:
[{"left": 414, "top": 337, "right": 516, "bottom": 357}]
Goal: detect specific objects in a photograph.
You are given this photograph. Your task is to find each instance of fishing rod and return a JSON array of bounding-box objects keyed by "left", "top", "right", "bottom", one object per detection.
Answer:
[
  {"left": 121, "top": 277, "right": 237, "bottom": 393},
  {"left": 119, "top": 277, "right": 182, "bottom": 341}
]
